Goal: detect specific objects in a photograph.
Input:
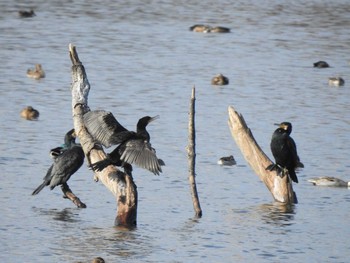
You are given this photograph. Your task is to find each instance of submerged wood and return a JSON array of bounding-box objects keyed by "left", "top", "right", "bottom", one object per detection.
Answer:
[
  {"left": 227, "top": 106, "right": 296, "bottom": 204},
  {"left": 187, "top": 87, "right": 202, "bottom": 217},
  {"left": 69, "top": 44, "right": 138, "bottom": 227}
]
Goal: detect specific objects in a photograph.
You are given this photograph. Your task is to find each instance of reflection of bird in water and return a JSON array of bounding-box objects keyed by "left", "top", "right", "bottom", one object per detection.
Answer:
[
  {"left": 211, "top": 74, "right": 229, "bottom": 85},
  {"left": 20, "top": 106, "right": 39, "bottom": 120},
  {"left": 266, "top": 122, "right": 303, "bottom": 183},
  {"left": 308, "top": 177, "right": 350, "bottom": 187},
  {"left": 26, "top": 64, "right": 45, "bottom": 79},
  {"left": 217, "top": 155, "right": 236, "bottom": 166},
  {"left": 18, "top": 9, "right": 36, "bottom": 18},
  {"left": 83, "top": 110, "right": 163, "bottom": 176},
  {"left": 313, "top": 61, "right": 329, "bottom": 68},
  {"left": 328, "top": 76, "right": 345, "bottom": 86},
  {"left": 32, "top": 129, "right": 85, "bottom": 195}
]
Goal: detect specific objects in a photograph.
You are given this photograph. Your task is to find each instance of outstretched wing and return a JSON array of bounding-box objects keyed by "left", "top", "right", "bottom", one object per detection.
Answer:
[
  {"left": 83, "top": 110, "right": 129, "bottom": 147},
  {"left": 120, "top": 139, "right": 162, "bottom": 175}
]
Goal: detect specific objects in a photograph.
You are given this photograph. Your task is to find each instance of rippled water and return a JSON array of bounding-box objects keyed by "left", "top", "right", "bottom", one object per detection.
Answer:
[{"left": 1, "top": 0, "right": 350, "bottom": 262}]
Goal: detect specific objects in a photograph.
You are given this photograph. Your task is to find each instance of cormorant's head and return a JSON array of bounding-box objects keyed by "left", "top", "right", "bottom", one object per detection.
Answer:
[
  {"left": 64, "top": 129, "right": 76, "bottom": 146},
  {"left": 274, "top": 122, "right": 292, "bottom": 135},
  {"left": 137, "top": 115, "right": 159, "bottom": 130}
]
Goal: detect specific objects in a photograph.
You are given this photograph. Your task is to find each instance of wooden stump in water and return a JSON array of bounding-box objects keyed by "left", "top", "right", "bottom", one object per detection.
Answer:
[
  {"left": 228, "top": 106, "right": 296, "bottom": 204},
  {"left": 69, "top": 44, "right": 138, "bottom": 227}
]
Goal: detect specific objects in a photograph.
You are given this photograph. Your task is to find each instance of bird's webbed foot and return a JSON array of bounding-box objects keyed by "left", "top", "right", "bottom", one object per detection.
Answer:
[
  {"left": 90, "top": 159, "right": 112, "bottom": 172},
  {"left": 266, "top": 163, "right": 285, "bottom": 178}
]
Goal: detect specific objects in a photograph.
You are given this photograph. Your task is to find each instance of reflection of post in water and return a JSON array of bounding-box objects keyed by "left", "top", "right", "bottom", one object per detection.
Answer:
[
  {"left": 258, "top": 203, "right": 295, "bottom": 227},
  {"left": 228, "top": 106, "right": 297, "bottom": 204}
]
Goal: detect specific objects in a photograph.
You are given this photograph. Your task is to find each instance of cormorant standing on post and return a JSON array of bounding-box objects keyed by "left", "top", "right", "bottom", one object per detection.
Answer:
[
  {"left": 266, "top": 122, "right": 303, "bottom": 183},
  {"left": 83, "top": 110, "right": 163, "bottom": 176},
  {"left": 32, "top": 129, "right": 85, "bottom": 195}
]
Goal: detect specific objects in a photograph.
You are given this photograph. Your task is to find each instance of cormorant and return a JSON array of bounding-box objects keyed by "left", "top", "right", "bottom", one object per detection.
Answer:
[
  {"left": 217, "top": 155, "right": 236, "bottom": 166},
  {"left": 20, "top": 106, "right": 39, "bottom": 120},
  {"left": 32, "top": 129, "right": 85, "bottom": 195},
  {"left": 211, "top": 74, "right": 229, "bottom": 85},
  {"left": 266, "top": 122, "right": 303, "bottom": 183},
  {"left": 313, "top": 61, "right": 329, "bottom": 68},
  {"left": 83, "top": 110, "right": 163, "bottom": 175}
]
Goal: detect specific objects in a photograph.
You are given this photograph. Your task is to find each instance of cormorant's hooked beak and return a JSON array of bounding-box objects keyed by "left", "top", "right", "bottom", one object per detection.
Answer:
[
  {"left": 274, "top": 122, "right": 288, "bottom": 131},
  {"left": 148, "top": 115, "right": 160, "bottom": 123}
]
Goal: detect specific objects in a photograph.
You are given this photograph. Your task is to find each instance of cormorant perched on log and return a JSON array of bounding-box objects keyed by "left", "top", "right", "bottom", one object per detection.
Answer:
[
  {"left": 83, "top": 110, "right": 163, "bottom": 175},
  {"left": 266, "top": 122, "right": 303, "bottom": 183},
  {"left": 32, "top": 129, "right": 85, "bottom": 195}
]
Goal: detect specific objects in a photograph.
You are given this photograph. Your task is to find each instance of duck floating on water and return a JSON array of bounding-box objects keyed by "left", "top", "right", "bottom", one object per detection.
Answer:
[
  {"left": 308, "top": 176, "right": 350, "bottom": 187},
  {"left": 328, "top": 76, "right": 345, "bottom": 86},
  {"left": 218, "top": 155, "right": 236, "bottom": 166},
  {"left": 211, "top": 74, "right": 229, "bottom": 85},
  {"left": 313, "top": 61, "right": 330, "bottom": 68},
  {"left": 189, "top": 24, "right": 230, "bottom": 33},
  {"left": 20, "top": 106, "right": 39, "bottom": 120},
  {"left": 26, "top": 64, "right": 45, "bottom": 79},
  {"left": 18, "top": 9, "right": 36, "bottom": 18}
]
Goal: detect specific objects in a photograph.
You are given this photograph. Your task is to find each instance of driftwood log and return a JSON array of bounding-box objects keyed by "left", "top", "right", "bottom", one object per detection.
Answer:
[
  {"left": 228, "top": 106, "right": 297, "bottom": 204},
  {"left": 69, "top": 44, "right": 138, "bottom": 227},
  {"left": 187, "top": 87, "right": 202, "bottom": 217}
]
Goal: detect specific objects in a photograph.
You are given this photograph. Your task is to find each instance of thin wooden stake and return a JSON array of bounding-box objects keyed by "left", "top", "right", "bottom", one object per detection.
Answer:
[{"left": 187, "top": 86, "right": 202, "bottom": 217}]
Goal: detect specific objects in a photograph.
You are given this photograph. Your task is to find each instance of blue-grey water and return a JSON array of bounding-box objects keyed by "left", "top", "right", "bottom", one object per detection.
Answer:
[{"left": 1, "top": 1, "right": 350, "bottom": 262}]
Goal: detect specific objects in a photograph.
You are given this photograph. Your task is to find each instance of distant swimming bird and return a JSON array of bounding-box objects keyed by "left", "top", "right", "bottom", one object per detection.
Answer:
[
  {"left": 308, "top": 176, "right": 350, "bottom": 187},
  {"left": 189, "top": 24, "right": 211, "bottom": 33},
  {"left": 217, "top": 155, "right": 236, "bottom": 166},
  {"left": 92, "top": 257, "right": 105, "bottom": 263},
  {"left": 209, "top": 26, "right": 231, "bottom": 33},
  {"left": 83, "top": 110, "right": 163, "bottom": 176},
  {"left": 32, "top": 129, "right": 85, "bottom": 195},
  {"left": 189, "top": 24, "right": 230, "bottom": 33},
  {"left": 328, "top": 76, "right": 345, "bottom": 86},
  {"left": 313, "top": 61, "right": 329, "bottom": 68},
  {"left": 20, "top": 106, "right": 39, "bottom": 120},
  {"left": 211, "top": 74, "right": 229, "bottom": 85},
  {"left": 26, "top": 64, "right": 45, "bottom": 79},
  {"left": 18, "top": 9, "right": 36, "bottom": 18},
  {"left": 266, "top": 122, "right": 303, "bottom": 183}
]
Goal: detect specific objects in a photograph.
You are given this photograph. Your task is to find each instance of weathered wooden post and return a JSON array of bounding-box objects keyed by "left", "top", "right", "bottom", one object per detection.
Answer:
[
  {"left": 187, "top": 86, "right": 202, "bottom": 217},
  {"left": 228, "top": 106, "right": 296, "bottom": 204},
  {"left": 69, "top": 44, "right": 138, "bottom": 227}
]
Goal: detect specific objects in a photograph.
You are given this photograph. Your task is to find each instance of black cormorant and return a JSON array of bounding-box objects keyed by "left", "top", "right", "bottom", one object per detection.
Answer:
[
  {"left": 32, "top": 129, "right": 85, "bottom": 195},
  {"left": 83, "top": 110, "right": 163, "bottom": 175},
  {"left": 266, "top": 122, "right": 303, "bottom": 183}
]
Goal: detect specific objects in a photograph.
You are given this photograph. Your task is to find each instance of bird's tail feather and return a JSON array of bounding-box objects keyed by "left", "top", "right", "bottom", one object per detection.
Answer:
[{"left": 32, "top": 182, "right": 46, "bottom": 195}]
